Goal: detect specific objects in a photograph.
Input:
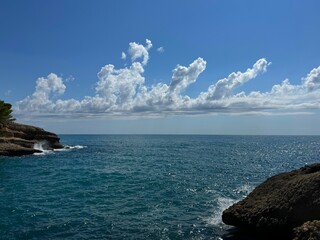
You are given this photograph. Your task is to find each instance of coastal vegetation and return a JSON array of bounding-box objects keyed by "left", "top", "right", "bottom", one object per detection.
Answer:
[{"left": 0, "top": 100, "right": 15, "bottom": 123}]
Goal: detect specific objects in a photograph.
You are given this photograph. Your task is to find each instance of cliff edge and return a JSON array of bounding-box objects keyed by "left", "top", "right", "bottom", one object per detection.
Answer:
[{"left": 0, "top": 122, "right": 63, "bottom": 156}]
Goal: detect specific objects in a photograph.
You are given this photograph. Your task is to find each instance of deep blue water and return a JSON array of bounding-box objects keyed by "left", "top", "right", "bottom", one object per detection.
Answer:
[{"left": 0, "top": 135, "right": 320, "bottom": 239}]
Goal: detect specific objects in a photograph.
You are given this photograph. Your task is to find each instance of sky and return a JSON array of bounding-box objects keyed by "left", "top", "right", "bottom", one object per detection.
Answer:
[{"left": 1, "top": 0, "right": 320, "bottom": 134}]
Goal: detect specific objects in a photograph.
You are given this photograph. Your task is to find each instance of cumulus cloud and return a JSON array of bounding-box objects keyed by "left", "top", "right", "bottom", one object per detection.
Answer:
[
  {"left": 169, "top": 58, "right": 206, "bottom": 95},
  {"left": 132, "top": 58, "right": 207, "bottom": 112},
  {"left": 96, "top": 62, "right": 145, "bottom": 109},
  {"left": 17, "top": 73, "right": 66, "bottom": 112},
  {"left": 199, "top": 58, "right": 269, "bottom": 101},
  {"left": 15, "top": 39, "right": 320, "bottom": 118},
  {"left": 303, "top": 66, "right": 320, "bottom": 91},
  {"left": 127, "top": 39, "right": 152, "bottom": 65}
]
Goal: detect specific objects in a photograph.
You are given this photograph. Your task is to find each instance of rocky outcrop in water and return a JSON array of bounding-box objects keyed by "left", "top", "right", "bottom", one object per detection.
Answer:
[
  {"left": 222, "top": 163, "right": 320, "bottom": 238},
  {"left": 0, "top": 122, "right": 63, "bottom": 156}
]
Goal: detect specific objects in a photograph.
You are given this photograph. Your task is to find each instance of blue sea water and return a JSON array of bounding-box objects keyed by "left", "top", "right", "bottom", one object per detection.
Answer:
[{"left": 0, "top": 135, "right": 320, "bottom": 239}]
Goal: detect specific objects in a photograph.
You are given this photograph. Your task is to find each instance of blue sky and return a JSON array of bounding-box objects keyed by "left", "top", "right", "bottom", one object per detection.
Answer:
[{"left": 1, "top": 0, "right": 320, "bottom": 134}]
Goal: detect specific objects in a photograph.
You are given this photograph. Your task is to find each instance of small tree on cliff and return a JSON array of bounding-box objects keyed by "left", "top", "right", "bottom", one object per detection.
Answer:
[{"left": 0, "top": 100, "right": 16, "bottom": 123}]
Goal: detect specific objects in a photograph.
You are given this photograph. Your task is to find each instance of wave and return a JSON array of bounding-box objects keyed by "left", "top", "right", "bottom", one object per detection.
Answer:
[
  {"left": 234, "top": 183, "right": 254, "bottom": 197},
  {"left": 33, "top": 141, "right": 48, "bottom": 152},
  {"left": 206, "top": 197, "right": 237, "bottom": 227},
  {"left": 54, "top": 145, "right": 87, "bottom": 151},
  {"left": 33, "top": 141, "right": 54, "bottom": 155},
  {"left": 33, "top": 150, "right": 53, "bottom": 156},
  {"left": 206, "top": 183, "right": 254, "bottom": 227},
  {"left": 33, "top": 142, "right": 86, "bottom": 155}
]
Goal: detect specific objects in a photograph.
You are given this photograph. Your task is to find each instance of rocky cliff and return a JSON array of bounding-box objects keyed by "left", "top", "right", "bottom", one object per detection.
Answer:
[
  {"left": 222, "top": 163, "right": 320, "bottom": 238},
  {"left": 0, "top": 122, "right": 63, "bottom": 156}
]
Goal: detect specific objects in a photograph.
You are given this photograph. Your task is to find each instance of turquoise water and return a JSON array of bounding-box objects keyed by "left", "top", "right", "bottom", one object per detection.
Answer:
[{"left": 1, "top": 135, "right": 319, "bottom": 239}]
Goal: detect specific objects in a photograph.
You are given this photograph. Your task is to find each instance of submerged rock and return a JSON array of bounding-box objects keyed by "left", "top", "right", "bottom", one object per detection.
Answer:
[
  {"left": 222, "top": 163, "right": 320, "bottom": 237},
  {"left": 0, "top": 122, "right": 63, "bottom": 156}
]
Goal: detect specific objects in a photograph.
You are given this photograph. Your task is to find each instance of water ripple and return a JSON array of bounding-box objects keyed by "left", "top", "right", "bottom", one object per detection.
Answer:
[{"left": 1, "top": 135, "right": 319, "bottom": 239}]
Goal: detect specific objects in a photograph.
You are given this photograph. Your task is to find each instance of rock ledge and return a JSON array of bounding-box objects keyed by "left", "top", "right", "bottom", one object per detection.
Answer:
[{"left": 0, "top": 122, "right": 63, "bottom": 156}]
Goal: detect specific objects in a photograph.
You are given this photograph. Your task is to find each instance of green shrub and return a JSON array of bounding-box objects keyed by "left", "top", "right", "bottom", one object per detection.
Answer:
[{"left": 0, "top": 100, "right": 16, "bottom": 123}]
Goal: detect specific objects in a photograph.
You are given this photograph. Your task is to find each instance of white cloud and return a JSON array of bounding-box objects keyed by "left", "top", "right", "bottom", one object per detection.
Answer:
[
  {"left": 35, "top": 73, "right": 66, "bottom": 96},
  {"left": 121, "top": 52, "right": 127, "bottom": 60},
  {"left": 15, "top": 40, "right": 320, "bottom": 118},
  {"left": 157, "top": 47, "right": 164, "bottom": 53},
  {"left": 270, "top": 79, "right": 297, "bottom": 95},
  {"left": 132, "top": 58, "right": 207, "bottom": 112},
  {"left": 17, "top": 73, "right": 66, "bottom": 112},
  {"left": 95, "top": 62, "right": 145, "bottom": 109},
  {"left": 199, "top": 58, "right": 269, "bottom": 101},
  {"left": 169, "top": 58, "right": 207, "bottom": 95},
  {"left": 303, "top": 66, "right": 320, "bottom": 91},
  {"left": 65, "top": 75, "right": 75, "bottom": 82},
  {"left": 127, "top": 39, "right": 152, "bottom": 65}
]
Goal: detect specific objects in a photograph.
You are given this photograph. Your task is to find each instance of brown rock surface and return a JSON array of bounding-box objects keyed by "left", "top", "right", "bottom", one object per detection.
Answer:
[
  {"left": 0, "top": 122, "right": 63, "bottom": 156},
  {"left": 293, "top": 220, "right": 320, "bottom": 240},
  {"left": 222, "top": 163, "right": 320, "bottom": 237}
]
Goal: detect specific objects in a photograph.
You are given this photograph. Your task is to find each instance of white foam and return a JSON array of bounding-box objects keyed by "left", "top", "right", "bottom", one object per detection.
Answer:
[
  {"left": 33, "top": 141, "right": 47, "bottom": 152},
  {"left": 66, "top": 145, "right": 86, "bottom": 150},
  {"left": 54, "top": 145, "right": 87, "bottom": 151},
  {"left": 234, "top": 183, "right": 254, "bottom": 197},
  {"left": 206, "top": 183, "right": 254, "bottom": 227},
  {"left": 33, "top": 141, "right": 53, "bottom": 155},
  {"left": 33, "top": 142, "right": 86, "bottom": 155},
  {"left": 33, "top": 150, "right": 52, "bottom": 156},
  {"left": 206, "top": 197, "right": 237, "bottom": 226}
]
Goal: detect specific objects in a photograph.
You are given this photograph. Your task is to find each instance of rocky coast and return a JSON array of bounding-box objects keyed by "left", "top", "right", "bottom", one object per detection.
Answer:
[
  {"left": 0, "top": 122, "right": 63, "bottom": 156},
  {"left": 223, "top": 163, "right": 320, "bottom": 239}
]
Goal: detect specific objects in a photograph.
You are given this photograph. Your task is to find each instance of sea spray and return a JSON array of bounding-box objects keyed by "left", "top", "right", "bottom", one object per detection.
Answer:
[
  {"left": 33, "top": 140, "right": 53, "bottom": 155},
  {"left": 33, "top": 140, "right": 86, "bottom": 155},
  {"left": 33, "top": 140, "right": 48, "bottom": 152},
  {"left": 206, "top": 183, "right": 254, "bottom": 227},
  {"left": 53, "top": 145, "right": 87, "bottom": 152},
  {"left": 207, "top": 197, "right": 237, "bottom": 226}
]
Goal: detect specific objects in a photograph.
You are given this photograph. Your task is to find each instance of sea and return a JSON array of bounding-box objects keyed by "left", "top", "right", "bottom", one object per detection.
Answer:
[{"left": 0, "top": 135, "right": 319, "bottom": 239}]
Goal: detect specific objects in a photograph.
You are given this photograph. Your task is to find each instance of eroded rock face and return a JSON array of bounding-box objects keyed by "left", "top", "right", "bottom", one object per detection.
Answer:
[
  {"left": 0, "top": 122, "right": 63, "bottom": 156},
  {"left": 222, "top": 163, "right": 320, "bottom": 236},
  {"left": 293, "top": 220, "right": 320, "bottom": 240}
]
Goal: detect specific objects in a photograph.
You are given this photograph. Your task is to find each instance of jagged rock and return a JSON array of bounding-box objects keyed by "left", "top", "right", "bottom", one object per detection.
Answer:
[
  {"left": 0, "top": 122, "right": 63, "bottom": 156},
  {"left": 293, "top": 220, "right": 320, "bottom": 240},
  {"left": 222, "top": 163, "right": 320, "bottom": 237}
]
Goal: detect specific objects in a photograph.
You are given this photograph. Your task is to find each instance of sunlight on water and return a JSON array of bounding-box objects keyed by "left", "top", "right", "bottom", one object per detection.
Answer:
[{"left": 1, "top": 135, "right": 319, "bottom": 239}]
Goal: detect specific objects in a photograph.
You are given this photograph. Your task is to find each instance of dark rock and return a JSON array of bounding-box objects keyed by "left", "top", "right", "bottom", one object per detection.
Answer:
[
  {"left": 293, "top": 220, "right": 320, "bottom": 240},
  {"left": 222, "top": 163, "right": 320, "bottom": 237},
  {"left": 0, "top": 122, "right": 63, "bottom": 156}
]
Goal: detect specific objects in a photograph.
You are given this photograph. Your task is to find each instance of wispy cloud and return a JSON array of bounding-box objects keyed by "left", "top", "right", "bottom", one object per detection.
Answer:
[
  {"left": 157, "top": 47, "right": 164, "bottom": 53},
  {"left": 121, "top": 52, "right": 127, "bottom": 60},
  {"left": 15, "top": 39, "right": 320, "bottom": 118},
  {"left": 5, "top": 90, "right": 12, "bottom": 96}
]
